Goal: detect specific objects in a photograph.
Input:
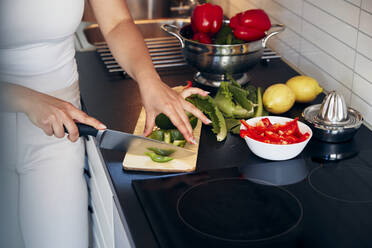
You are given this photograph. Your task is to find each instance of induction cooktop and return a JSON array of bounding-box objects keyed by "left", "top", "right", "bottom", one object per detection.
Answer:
[{"left": 132, "top": 151, "right": 372, "bottom": 248}]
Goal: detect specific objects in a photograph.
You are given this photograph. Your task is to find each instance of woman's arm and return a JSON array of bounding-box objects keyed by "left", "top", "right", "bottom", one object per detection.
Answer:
[
  {"left": 0, "top": 82, "right": 105, "bottom": 141},
  {"left": 88, "top": 0, "right": 210, "bottom": 144}
]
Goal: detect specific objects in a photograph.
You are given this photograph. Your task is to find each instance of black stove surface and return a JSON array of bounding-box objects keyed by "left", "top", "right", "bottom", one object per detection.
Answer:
[
  {"left": 133, "top": 150, "right": 372, "bottom": 248},
  {"left": 177, "top": 178, "right": 302, "bottom": 243}
]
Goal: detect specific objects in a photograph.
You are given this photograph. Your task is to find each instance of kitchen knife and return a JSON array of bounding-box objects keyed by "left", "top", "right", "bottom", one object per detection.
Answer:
[{"left": 66, "top": 123, "right": 195, "bottom": 158}]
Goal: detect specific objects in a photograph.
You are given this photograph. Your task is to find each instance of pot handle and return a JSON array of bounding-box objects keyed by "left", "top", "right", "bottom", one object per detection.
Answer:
[
  {"left": 161, "top": 24, "right": 185, "bottom": 48},
  {"left": 262, "top": 24, "right": 286, "bottom": 47}
]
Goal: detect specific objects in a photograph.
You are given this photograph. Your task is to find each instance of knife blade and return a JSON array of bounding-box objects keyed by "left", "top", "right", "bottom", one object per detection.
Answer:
[{"left": 66, "top": 123, "right": 196, "bottom": 158}]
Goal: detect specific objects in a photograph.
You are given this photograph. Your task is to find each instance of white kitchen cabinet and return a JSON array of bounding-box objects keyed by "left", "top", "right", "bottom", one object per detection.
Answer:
[
  {"left": 85, "top": 138, "right": 132, "bottom": 248},
  {"left": 113, "top": 198, "right": 132, "bottom": 248}
]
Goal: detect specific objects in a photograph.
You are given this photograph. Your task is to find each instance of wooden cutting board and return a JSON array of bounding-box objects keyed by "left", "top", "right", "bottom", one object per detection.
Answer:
[{"left": 122, "top": 87, "right": 201, "bottom": 172}]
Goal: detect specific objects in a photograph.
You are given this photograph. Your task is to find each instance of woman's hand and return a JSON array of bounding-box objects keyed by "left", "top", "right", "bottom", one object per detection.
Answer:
[
  {"left": 139, "top": 80, "right": 211, "bottom": 144},
  {"left": 22, "top": 91, "right": 106, "bottom": 142},
  {"left": 87, "top": 0, "right": 209, "bottom": 143}
]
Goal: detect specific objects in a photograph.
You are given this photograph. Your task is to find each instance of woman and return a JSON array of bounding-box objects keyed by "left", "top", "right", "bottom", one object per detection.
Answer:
[{"left": 0, "top": 0, "right": 210, "bottom": 247}]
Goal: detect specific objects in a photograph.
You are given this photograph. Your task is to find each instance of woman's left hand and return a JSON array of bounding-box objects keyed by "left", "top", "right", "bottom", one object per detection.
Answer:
[{"left": 139, "top": 80, "right": 211, "bottom": 144}]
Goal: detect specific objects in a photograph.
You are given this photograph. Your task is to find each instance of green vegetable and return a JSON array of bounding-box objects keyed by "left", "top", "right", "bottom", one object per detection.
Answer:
[
  {"left": 228, "top": 84, "right": 254, "bottom": 117},
  {"left": 225, "top": 118, "right": 241, "bottom": 130},
  {"left": 230, "top": 125, "right": 241, "bottom": 135},
  {"left": 149, "top": 130, "right": 164, "bottom": 141},
  {"left": 173, "top": 140, "right": 186, "bottom": 147},
  {"left": 245, "top": 85, "right": 257, "bottom": 103},
  {"left": 225, "top": 118, "right": 242, "bottom": 135},
  {"left": 155, "top": 113, "right": 174, "bottom": 130},
  {"left": 254, "top": 87, "right": 263, "bottom": 117},
  {"left": 214, "top": 24, "right": 244, "bottom": 45},
  {"left": 214, "top": 24, "right": 232, "bottom": 45},
  {"left": 187, "top": 94, "right": 227, "bottom": 141},
  {"left": 214, "top": 82, "right": 251, "bottom": 119},
  {"left": 145, "top": 152, "right": 173, "bottom": 163},
  {"left": 169, "top": 129, "right": 185, "bottom": 141},
  {"left": 189, "top": 116, "right": 198, "bottom": 129},
  {"left": 226, "top": 73, "right": 241, "bottom": 88},
  {"left": 155, "top": 112, "right": 197, "bottom": 130},
  {"left": 164, "top": 131, "right": 171, "bottom": 144},
  {"left": 147, "top": 147, "right": 175, "bottom": 156},
  {"left": 226, "top": 33, "right": 233, "bottom": 45}
]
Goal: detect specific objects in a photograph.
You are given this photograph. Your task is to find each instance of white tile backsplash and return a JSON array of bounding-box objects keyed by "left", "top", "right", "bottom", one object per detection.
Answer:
[
  {"left": 347, "top": 0, "right": 362, "bottom": 6},
  {"left": 248, "top": 0, "right": 262, "bottom": 8},
  {"left": 261, "top": 0, "right": 302, "bottom": 33},
  {"left": 306, "top": 0, "right": 360, "bottom": 27},
  {"left": 351, "top": 93, "right": 372, "bottom": 125},
  {"left": 354, "top": 53, "right": 372, "bottom": 82},
  {"left": 345, "top": 0, "right": 362, "bottom": 7},
  {"left": 210, "top": 0, "right": 372, "bottom": 126},
  {"left": 353, "top": 74, "right": 372, "bottom": 104},
  {"left": 268, "top": 37, "right": 301, "bottom": 67},
  {"left": 357, "top": 32, "right": 372, "bottom": 60},
  {"left": 301, "top": 39, "right": 354, "bottom": 88},
  {"left": 303, "top": 2, "right": 358, "bottom": 48},
  {"left": 361, "top": 0, "right": 372, "bottom": 12},
  {"left": 229, "top": 0, "right": 256, "bottom": 17},
  {"left": 302, "top": 21, "right": 356, "bottom": 68},
  {"left": 272, "top": 0, "right": 303, "bottom": 15},
  {"left": 269, "top": 16, "right": 302, "bottom": 52},
  {"left": 359, "top": 10, "right": 372, "bottom": 35},
  {"left": 299, "top": 57, "right": 352, "bottom": 105}
]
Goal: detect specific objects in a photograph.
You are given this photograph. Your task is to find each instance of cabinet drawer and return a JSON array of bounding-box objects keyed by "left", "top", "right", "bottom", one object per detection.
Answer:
[
  {"left": 93, "top": 227, "right": 103, "bottom": 248},
  {"left": 90, "top": 176, "right": 114, "bottom": 248},
  {"left": 86, "top": 139, "right": 113, "bottom": 222},
  {"left": 92, "top": 203, "right": 106, "bottom": 248},
  {"left": 113, "top": 201, "right": 131, "bottom": 248}
]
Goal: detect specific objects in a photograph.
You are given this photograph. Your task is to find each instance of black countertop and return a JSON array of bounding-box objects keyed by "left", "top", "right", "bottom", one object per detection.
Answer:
[{"left": 76, "top": 51, "right": 372, "bottom": 248}]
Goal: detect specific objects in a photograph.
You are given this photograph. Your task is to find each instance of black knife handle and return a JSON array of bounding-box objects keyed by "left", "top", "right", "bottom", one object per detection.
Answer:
[{"left": 64, "top": 123, "right": 99, "bottom": 137}]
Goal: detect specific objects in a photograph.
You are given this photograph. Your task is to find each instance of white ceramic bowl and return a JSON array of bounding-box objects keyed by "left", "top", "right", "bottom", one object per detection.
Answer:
[{"left": 241, "top": 116, "right": 313, "bottom": 161}]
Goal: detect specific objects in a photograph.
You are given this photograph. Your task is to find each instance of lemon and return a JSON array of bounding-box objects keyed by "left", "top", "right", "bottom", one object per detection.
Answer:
[
  {"left": 263, "top": 84, "right": 295, "bottom": 114},
  {"left": 286, "top": 75, "right": 323, "bottom": 103}
]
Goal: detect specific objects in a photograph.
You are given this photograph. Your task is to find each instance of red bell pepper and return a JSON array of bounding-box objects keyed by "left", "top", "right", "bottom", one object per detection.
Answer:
[
  {"left": 240, "top": 117, "right": 310, "bottom": 144},
  {"left": 264, "top": 130, "right": 281, "bottom": 142},
  {"left": 233, "top": 26, "right": 265, "bottom": 42},
  {"left": 229, "top": 9, "right": 271, "bottom": 42},
  {"left": 260, "top": 118, "right": 272, "bottom": 128},
  {"left": 240, "top": 119, "right": 250, "bottom": 129},
  {"left": 191, "top": 3, "right": 223, "bottom": 35},
  {"left": 229, "top": 13, "right": 242, "bottom": 29},
  {"left": 192, "top": 32, "right": 212, "bottom": 44},
  {"left": 240, "top": 9, "right": 271, "bottom": 32}
]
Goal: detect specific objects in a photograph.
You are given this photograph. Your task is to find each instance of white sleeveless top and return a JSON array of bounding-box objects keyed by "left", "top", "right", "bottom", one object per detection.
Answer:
[{"left": 0, "top": 0, "right": 84, "bottom": 93}]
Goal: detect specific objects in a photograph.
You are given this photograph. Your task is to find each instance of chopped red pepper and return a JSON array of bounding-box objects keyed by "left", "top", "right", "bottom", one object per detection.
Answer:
[
  {"left": 240, "top": 119, "right": 250, "bottom": 129},
  {"left": 240, "top": 117, "right": 310, "bottom": 144},
  {"left": 191, "top": 3, "right": 223, "bottom": 35},
  {"left": 264, "top": 130, "right": 281, "bottom": 142},
  {"left": 185, "top": 80, "right": 193, "bottom": 89},
  {"left": 260, "top": 118, "right": 272, "bottom": 128}
]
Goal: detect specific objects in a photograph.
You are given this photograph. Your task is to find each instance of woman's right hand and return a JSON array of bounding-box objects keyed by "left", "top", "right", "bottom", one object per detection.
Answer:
[{"left": 23, "top": 91, "right": 106, "bottom": 142}]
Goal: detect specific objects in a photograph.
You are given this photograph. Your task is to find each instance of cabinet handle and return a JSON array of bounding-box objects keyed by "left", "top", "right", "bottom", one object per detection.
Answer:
[
  {"left": 88, "top": 205, "right": 94, "bottom": 214},
  {"left": 84, "top": 168, "right": 91, "bottom": 178}
]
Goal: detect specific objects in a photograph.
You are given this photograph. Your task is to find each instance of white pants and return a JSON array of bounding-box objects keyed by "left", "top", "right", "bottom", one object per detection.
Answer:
[{"left": 0, "top": 82, "right": 88, "bottom": 248}]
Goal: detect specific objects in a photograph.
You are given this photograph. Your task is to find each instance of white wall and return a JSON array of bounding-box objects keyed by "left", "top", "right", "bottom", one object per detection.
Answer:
[{"left": 211, "top": 0, "right": 372, "bottom": 127}]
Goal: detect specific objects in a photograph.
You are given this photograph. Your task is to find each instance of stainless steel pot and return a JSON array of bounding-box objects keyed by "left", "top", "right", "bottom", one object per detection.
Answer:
[{"left": 161, "top": 21, "right": 285, "bottom": 87}]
